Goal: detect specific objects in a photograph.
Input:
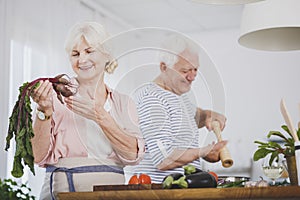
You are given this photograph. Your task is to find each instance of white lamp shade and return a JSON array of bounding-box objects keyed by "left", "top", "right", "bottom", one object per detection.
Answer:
[
  {"left": 191, "top": 0, "right": 265, "bottom": 5},
  {"left": 239, "top": 0, "right": 300, "bottom": 51}
]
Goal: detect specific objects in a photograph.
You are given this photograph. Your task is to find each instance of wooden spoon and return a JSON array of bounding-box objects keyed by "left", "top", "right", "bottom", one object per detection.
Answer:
[
  {"left": 298, "top": 103, "right": 300, "bottom": 129},
  {"left": 280, "top": 99, "right": 299, "bottom": 142},
  {"left": 212, "top": 121, "right": 233, "bottom": 168}
]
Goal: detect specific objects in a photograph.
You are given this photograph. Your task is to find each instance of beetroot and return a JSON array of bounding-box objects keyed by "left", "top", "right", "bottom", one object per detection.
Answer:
[{"left": 5, "top": 74, "right": 78, "bottom": 178}]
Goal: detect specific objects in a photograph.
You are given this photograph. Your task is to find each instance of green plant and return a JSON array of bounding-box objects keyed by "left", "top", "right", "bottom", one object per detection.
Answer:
[
  {"left": 5, "top": 74, "right": 77, "bottom": 178},
  {"left": 253, "top": 125, "right": 300, "bottom": 165},
  {"left": 0, "top": 178, "right": 35, "bottom": 200}
]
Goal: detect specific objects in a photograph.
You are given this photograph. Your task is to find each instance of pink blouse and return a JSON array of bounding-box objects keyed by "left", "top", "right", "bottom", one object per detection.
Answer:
[{"left": 36, "top": 86, "right": 144, "bottom": 167}]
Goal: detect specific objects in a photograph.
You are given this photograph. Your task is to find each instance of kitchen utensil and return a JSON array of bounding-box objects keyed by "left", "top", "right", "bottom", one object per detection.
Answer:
[
  {"left": 212, "top": 121, "right": 233, "bottom": 168},
  {"left": 280, "top": 99, "right": 299, "bottom": 142},
  {"left": 298, "top": 103, "right": 300, "bottom": 129}
]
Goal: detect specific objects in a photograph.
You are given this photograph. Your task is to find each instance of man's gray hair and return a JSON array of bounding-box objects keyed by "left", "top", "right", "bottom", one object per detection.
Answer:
[{"left": 158, "top": 34, "right": 199, "bottom": 67}]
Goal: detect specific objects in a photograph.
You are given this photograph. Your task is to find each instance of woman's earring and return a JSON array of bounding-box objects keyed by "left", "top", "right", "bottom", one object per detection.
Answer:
[
  {"left": 105, "top": 60, "right": 118, "bottom": 74},
  {"left": 160, "top": 62, "right": 167, "bottom": 72},
  {"left": 105, "top": 61, "right": 110, "bottom": 69}
]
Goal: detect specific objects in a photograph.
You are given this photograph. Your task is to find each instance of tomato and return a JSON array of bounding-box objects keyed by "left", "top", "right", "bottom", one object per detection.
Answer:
[
  {"left": 128, "top": 174, "right": 139, "bottom": 184},
  {"left": 128, "top": 174, "right": 152, "bottom": 184},
  {"left": 208, "top": 171, "right": 218, "bottom": 182},
  {"left": 139, "top": 173, "right": 151, "bottom": 184}
]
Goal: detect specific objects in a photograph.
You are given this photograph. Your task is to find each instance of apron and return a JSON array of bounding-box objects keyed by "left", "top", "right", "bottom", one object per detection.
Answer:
[
  {"left": 39, "top": 98, "right": 125, "bottom": 200},
  {"left": 39, "top": 157, "right": 125, "bottom": 200}
]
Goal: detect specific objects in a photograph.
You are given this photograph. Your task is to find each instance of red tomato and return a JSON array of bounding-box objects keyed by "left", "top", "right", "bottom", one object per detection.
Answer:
[
  {"left": 128, "top": 174, "right": 152, "bottom": 184},
  {"left": 139, "top": 173, "right": 151, "bottom": 184},
  {"left": 208, "top": 171, "right": 218, "bottom": 182},
  {"left": 128, "top": 174, "right": 139, "bottom": 184}
]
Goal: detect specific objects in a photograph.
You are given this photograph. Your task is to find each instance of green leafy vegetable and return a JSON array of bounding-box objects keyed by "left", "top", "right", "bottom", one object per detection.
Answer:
[
  {"left": 0, "top": 178, "right": 35, "bottom": 200},
  {"left": 253, "top": 125, "right": 300, "bottom": 166},
  {"left": 5, "top": 82, "right": 38, "bottom": 177},
  {"left": 217, "top": 180, "right": 246, "bottom": 188},
  {"left": 4, "top": 74, "right": 78, "bottom": 178}
]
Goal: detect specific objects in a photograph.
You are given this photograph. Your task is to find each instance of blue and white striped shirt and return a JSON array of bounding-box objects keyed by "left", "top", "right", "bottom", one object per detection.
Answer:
[{"left": 132, "top": 83, "right": 201, "bottom": 183}]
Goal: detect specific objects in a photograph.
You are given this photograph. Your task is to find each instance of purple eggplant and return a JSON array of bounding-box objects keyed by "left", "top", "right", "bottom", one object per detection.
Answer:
[
  {"left": 183, "top": 164, "right": 203, "bottom": 175},
  {"left": 185, "top": 172, "right": 217, "bottom": 188},
  {"left": 162, "top": 173, "right": 184, "bottom": 189},
  {"left": 162, "top": 169, "right": 217, "bottom": 189}
]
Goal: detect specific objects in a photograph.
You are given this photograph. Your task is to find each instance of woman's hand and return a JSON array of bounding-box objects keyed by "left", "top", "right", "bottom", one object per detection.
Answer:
[
  {"left": 64, "top": 95, "right": 108, "bottom": 122},
  {"left": 32, "top": 80, "right": 53, "bottom": 114},
  {"left": 31, "top": 80, "right": 53, "bottom": 162}
]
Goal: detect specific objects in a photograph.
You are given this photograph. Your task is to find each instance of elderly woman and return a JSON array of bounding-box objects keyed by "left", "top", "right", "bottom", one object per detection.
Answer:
[{"left": 31, "top": 22, "right": 144, "bottom": 199}]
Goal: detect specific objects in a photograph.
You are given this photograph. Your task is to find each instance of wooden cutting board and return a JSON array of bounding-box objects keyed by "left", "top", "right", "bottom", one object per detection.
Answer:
[
  {"left": 93, "top": 184, "right": 163, "bottom": 191},
  {"left": 60, "top": 186, "right": 300, "bottom": 200}
]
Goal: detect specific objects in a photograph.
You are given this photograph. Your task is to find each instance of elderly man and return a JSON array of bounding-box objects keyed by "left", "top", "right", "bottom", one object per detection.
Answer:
[{"left": 132, "top": 35, "right": 227, "bottom": 183}]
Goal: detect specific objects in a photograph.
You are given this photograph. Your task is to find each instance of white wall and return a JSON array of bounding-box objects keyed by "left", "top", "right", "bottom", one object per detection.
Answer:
[
  {"left": 1, "top": 0, "right": 300, "bottom": 198},
  {"left": 189, "top": 29, "right": 300, "bottom": 179},
  {"left": 0, "top": 0, "right": 9, "bottom": 179},
  {"left": 0, "top": 0, "right": 129, "bottom": 197},
  {"left": 115, "top": 27, "right": 300, "bottom": 180}
]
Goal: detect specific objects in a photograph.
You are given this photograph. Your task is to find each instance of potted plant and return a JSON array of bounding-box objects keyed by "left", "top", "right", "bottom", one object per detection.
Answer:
[
  {"left": 0, "top": 178, "right": 35, "bottom": 200},
  {"left": 253, "top": 125, "right": 300, "bottom": 185}
]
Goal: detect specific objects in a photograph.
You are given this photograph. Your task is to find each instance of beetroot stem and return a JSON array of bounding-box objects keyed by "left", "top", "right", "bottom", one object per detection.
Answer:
[{"left": 16, "top": 78, "right": 49, "bottom": 133}]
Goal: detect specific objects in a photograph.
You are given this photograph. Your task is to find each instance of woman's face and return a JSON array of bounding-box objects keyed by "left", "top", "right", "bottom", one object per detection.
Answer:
[{"left": 69, "top": 36, "right": 108, "bottom": 82}]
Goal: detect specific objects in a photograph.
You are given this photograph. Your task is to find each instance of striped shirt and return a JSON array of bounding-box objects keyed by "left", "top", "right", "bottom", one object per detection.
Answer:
[{"left": 132, "top": 82, "right": 201, "bottom": 183}]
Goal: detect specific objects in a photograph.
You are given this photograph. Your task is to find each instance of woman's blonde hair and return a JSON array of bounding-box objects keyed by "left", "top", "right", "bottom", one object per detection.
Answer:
[{"left": 64, "top": 21, "right": 117, "bottom": 74}]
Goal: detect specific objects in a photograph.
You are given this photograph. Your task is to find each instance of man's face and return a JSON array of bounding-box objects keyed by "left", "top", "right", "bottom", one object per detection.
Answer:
[{"left": 165, "top": 49, "right": 199, "bottom": 95}]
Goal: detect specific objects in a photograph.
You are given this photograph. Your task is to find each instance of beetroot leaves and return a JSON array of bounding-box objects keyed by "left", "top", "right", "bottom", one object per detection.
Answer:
[{"left": 5, "top": 74, "right": 78, "bottom": 178}]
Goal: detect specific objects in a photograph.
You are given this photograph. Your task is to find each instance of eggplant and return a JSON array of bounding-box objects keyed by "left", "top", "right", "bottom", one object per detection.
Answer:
[
  {"left": 164, "top": 172, "right": 217, "bottom": 189},
  {"left": 185, "top": 172, "right": 217, "bottom": 188},
  {"left": 183, "top": 164, "right": 203, "bottom": 175},
  {"left": 162, "top": 173, "right": 184, "bottom": 189},
  {"left": 163, "top": 173, "right": 184, "bottom": 181}
]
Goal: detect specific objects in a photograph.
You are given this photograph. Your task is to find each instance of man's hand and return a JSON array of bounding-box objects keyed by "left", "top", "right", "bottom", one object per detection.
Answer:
[
  {"left": 205, "top": 110, "right": 226, "bottom": 131},
  {"left": 203, "top": 140, "right": 228, "bottom": 163},
  {"left": 196, "top": 108, "right": 226, "bottom": 131}
]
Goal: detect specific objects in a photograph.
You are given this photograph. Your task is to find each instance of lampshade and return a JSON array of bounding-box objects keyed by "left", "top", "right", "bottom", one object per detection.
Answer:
[
  {"left": 238, "top": 0, "right": 300, "bottom": 51},
  {"left": 191, "top": 0, "right": 265, "bottom": 5}
]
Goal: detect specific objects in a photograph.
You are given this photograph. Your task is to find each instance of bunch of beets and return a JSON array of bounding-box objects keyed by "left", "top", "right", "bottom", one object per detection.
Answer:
[{"left": 5, "top": 74, "right": 77, "bottom": 178}]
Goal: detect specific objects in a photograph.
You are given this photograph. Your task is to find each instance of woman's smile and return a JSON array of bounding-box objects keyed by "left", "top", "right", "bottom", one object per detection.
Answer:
[{"left": 79, "top": 64, "right": 94, "bottom": 71}]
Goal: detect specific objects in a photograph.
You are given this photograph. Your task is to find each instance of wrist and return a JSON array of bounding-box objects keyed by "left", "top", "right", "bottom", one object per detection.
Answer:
[
  {"left": 198, "top": 144, "right": 213, "bottom": 159},
  {"left": 36, "top": 107, "right": 53, "bottom": 121},
  {"left": 37, "top": 107, "right": 53, "bottom": 116}
]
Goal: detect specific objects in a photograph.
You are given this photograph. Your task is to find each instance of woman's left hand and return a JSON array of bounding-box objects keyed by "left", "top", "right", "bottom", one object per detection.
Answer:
[{"left": 64, "top": 96, "right": 108, "bottom": 122}]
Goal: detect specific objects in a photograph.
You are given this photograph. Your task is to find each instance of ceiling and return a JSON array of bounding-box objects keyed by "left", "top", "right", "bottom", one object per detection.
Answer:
[{"left": 90, "top": 0, "right": 245, "bottom": 33}]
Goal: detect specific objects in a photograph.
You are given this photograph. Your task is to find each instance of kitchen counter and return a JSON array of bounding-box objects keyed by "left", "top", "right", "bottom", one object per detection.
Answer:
[{"left": 57, "top": 186, "right": 300, "bottom": 199}]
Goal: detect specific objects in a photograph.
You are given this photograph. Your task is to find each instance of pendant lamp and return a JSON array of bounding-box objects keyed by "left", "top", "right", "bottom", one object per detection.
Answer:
[
  {"left": 238, "top": 0, "right": 300, "bottom": 51},
  {"left": 191, "top": 0, "right": 265, "bottom": 5}
]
